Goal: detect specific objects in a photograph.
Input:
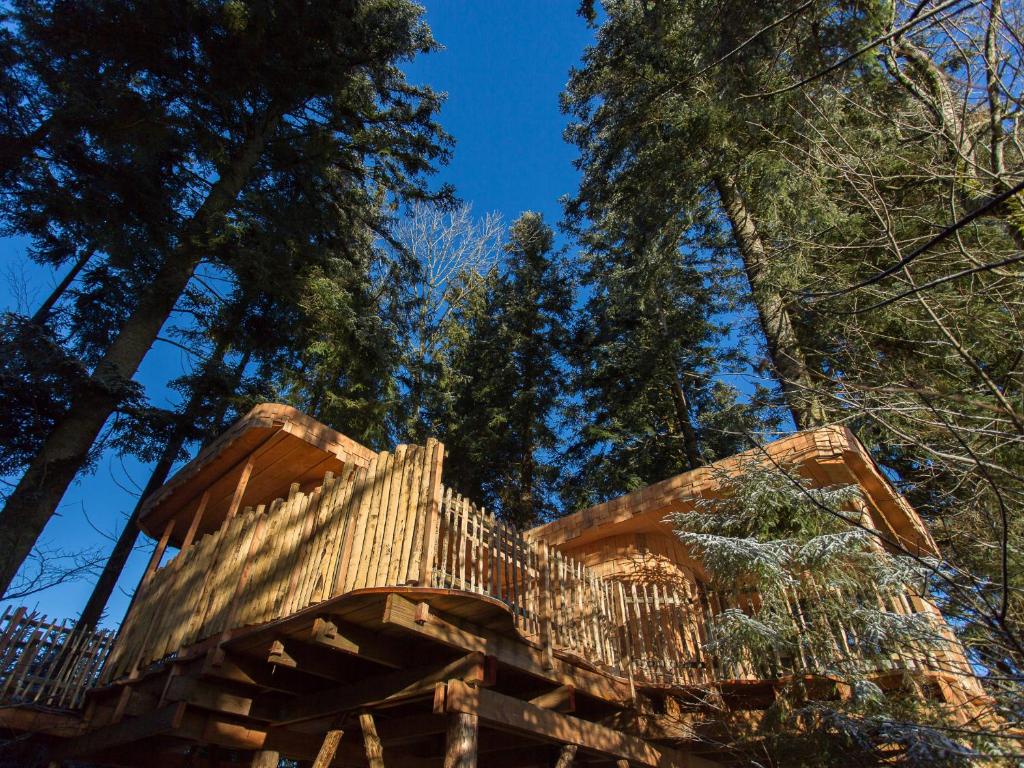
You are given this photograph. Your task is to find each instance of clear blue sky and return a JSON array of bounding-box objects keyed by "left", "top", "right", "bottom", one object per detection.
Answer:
[{"left": 0, "top": 1, "right": 595, "bottom": 627}]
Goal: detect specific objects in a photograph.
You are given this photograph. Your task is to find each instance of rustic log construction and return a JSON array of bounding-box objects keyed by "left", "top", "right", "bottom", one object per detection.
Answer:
[{"left": 0, "top": 404, "right": 989, "bottom": 766}]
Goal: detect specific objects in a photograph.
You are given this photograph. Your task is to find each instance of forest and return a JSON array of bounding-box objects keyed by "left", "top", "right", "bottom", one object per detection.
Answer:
[{"left": 0, "top": 0, "right": 1022, "bottom": 764}]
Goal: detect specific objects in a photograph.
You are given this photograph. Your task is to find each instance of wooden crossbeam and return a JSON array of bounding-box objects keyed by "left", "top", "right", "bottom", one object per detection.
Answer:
[
  {"left": 201, "top": 649, "right": 321, "bottom": 693},
  {"left": 529, "top": 685, "right": 575, "bottom": 713},
  {"left": 269, "top": 652, "right": 487, "bottom": 725},
  {"left": 382, "top": 595, "right": 628, "bottom": 704},
  {"left": 444, "top": 681, "right": 720, "bottom": 768},
  {"left": 312, "top": 729, "right": 344, "bottom": 768},
  {"left": 57, "top": 702, "right": 186, "bottom": 757},
  {"left": 311, "top": 618, "right": 408, "bottom": 669}
]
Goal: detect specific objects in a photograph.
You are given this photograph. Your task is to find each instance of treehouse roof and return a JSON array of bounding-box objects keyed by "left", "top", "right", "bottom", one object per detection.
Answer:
[
  {"left": 137, "top": 403, "right": 376, "bottom": 546},
  {"left": 526, "top": 425, "right": 939, "bottom": 559}
]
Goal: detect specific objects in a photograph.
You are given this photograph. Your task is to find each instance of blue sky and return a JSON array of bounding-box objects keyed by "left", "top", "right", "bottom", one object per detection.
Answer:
[{"left": 0, "top": 1, "right": 595, "bottom": 627}]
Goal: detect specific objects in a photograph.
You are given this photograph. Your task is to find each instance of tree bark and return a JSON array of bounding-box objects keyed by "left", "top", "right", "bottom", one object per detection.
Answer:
[
  {"left": 76, "top": 323, "right": 241, "bottom": 629},
  {"left": 31, "top": 248, "right": 94, "bottom": 326},
  {"left": 713, "top": 173, "right": 826, "bottom": 430},
  {"left": 443, "top": 712, "right": 478, "bottom": 768},
  {"left": 0, "top": 108, "right": 281, "bottom": 598}
]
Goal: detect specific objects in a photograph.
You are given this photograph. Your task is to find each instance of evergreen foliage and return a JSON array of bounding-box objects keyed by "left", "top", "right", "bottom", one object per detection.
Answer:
[
  {"left": 670, "top": 463, "right": 986, "bottom": 766},
  {"left": 440, "top": 212, "right": 572, "bottom": 527}
]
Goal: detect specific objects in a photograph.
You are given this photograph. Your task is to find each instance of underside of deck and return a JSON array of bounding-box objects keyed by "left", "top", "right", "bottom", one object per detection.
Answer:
[{"left": 37, "top": 586, "right": 738, "bottom": 767}]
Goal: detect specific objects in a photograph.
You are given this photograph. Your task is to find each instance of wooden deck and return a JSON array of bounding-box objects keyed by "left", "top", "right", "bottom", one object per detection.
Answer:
[
  {"left": 103, "top": 436, "right": 977, "bottom": 696},
  {"left": 0, "top": 421, "right": 989, "bottom": 766}
]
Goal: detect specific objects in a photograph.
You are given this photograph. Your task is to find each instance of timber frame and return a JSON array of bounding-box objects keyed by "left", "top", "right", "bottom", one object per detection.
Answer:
[{"left": 0, "top": 405, "right": 989, "bottom": 766}]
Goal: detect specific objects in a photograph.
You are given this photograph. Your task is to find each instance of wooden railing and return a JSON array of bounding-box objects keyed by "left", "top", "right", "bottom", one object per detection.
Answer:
[
  {"left": 103, "top": 441, "right": 444, "bottom": 682},
  {"left": 0, "top": 607, "right": 115, "bottom": 710},
  {"left": 101, "top": 440, "right": 971, "bottom": 694},
  {"left": 430, "top": 489, "right": 973, "bottom": 689}
]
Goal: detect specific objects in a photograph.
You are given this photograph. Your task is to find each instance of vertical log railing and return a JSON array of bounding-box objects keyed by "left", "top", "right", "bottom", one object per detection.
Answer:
[
  {"left": 0, "top": 608, "right": 115, "bottom": 709},
  {"left": 98, "top": 441, "right": 966, "bottom": 692}
]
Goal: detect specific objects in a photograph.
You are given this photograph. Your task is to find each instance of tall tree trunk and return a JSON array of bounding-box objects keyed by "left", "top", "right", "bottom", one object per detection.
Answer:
[
  {"left": 0, "top": 109, "right": 281, "bottom": 598},
  {"left": 656, "top": 302, "right": 702, "bottom": 469},
  {"left": 31, "top": 248, "right": 93, "bottom": 326},
  {"left": 713, "top": 173, "right": 826, "bottom": 430},
  {"left": 77, "top": 322, "right": 243, "bottom": 629}
]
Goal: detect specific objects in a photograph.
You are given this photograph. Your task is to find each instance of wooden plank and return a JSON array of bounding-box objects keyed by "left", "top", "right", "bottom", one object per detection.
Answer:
[
  {"left": 529, "top": 685, "right": 575, "bottom": 713},
  {"left": 58, "top": 702, "right": 186, "bottom": 757},
  {"left": 354, "top": 453, "right": 389, "bottom": 590},
  {"left": 382, "top": 595, "right": 629, "bottom": 705},
  {"left": 310, "top": 618, "right": 407, "bottom": 669},
  {"left": 444, "top": 681, "right": 709, "bottom": 768},
  {"left": 225, "top": 460, "right": 255, "bottom": 522},
  {"left": 398, "top": 446, "right": 424, "bottom": 584},
  {"left": 333, "top": 465, "right": 371, "bottom": 596}
]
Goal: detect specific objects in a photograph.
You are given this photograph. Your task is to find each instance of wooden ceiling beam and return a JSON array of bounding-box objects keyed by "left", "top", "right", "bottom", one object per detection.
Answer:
[
  {"left": 443, "top": 680, "right": 720, "bottom": 768},
  {"left": 382, "top": 594, "right": 629, "bottom": 705},
  {"left": 268, "top": 652, "right": 487, "bottom": 725}
]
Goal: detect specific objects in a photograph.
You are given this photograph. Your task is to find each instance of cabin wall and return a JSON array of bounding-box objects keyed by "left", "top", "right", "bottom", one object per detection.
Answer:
[{"left": 558, "top": 530, "right": 703, "bottom": 591}]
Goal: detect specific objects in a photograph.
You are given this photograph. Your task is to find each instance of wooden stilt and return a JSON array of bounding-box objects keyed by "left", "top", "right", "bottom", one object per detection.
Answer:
[
  {"left": 443, "top": 712, "right": 478, "bottom": 768},
  {"left": 312, "top": 729, "right": 344, "bottom": 768},
  {"left": 554, "top": 744, "right": 577, "bottom": 768},
  {"left": 250, "top": 750, "right": 279, "bottom": 768},
  {"left": 360, "top": 713, "right": 385, "bottom": 768},
  {"left": 616, "top": 761, "right": 630, "bottom": 768}
]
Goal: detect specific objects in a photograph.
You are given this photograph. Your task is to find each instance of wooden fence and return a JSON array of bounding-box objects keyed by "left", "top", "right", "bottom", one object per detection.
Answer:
[
  {"left": 103, "top": 441, "right": 444, "bottom": 682},
  {"left": 0, "top": 608, "right": 114, "bottom": 710},
  {"left": 427, "top": 488, "right": 965, "bottom": 688},
  {"left": 101, "top": 440, "right": 969, "bottom": 692}
]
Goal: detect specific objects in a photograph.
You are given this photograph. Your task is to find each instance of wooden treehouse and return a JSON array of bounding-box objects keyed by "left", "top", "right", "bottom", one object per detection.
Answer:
[{"left": 0, "top": 404, "right": 986, "bottom": 767}]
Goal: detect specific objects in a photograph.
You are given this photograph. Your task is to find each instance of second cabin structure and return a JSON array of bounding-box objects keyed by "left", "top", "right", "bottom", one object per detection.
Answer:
[{"left": 27, "top": 403, "right": 982, "bottom": 767}]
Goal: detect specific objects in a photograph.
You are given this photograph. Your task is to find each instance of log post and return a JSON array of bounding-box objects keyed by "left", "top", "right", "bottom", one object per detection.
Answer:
[
  {"left": 443, "top": 712, "right": 478, "bottom": 768},
  {"left": 225, "top": 459, "right": 255, "bottom": 524},
  {"left": 312, "top": 729, "right": 344, "bottom": 768},
  {"left": 179, "top": 491, "right": 210, "bottom": 552},
  {"left": 554, "top": 744, "right": 578, "bottom": 768},
  {"left": 360, "top": 713, "right": 385, "bottom": 768},
  {"left": 250, "top": 750, "right": 279, "bottom": 768}
]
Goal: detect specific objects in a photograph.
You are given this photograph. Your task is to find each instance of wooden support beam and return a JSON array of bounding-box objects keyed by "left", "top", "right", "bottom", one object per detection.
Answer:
[
  {"left": 382, "top": 595, "right": 628, "bottom": 705},
  {"left": 162, "top": 675, "right": 255, "bottom": 718},
  {"left": 265, "top": 639, "right": 352, "bottom": 682},
  {"left": 250, "top": 750, "right": 279, "bottom": 768},
  {"left": 443, "top": 712, "right": 478, "bottom": 768},
  {"left": 555, "top": 744, "right": 577, "bottom": 768},
  {"left": 311, "top": 729, "right": 343, "bottom": 768},
  {"left": 529, "top": 685, "right": 575, "bottom": 713},
  {"left": 57, "top": 702, "right": 186, "bottom": 757},
  {"left": 180, "top": 491, "right": 210, "bottom": 552},
  {"left": 360, "top": 713, "right": 385, "bottom": 768},
  {"left": 443, "top": 681, "right": 720, "bottom": 768},
  {"left": 201, "top": 649, "right": 321, "bottom": 693},
  {"left": 270, "top": 653, "right": 487, "bottom": 725},
  {"left": 226, "top": 459, "right": 255, "bottom": 522},
  {"left": 311, "top": 618, "right": 407, "bottom": 669}
]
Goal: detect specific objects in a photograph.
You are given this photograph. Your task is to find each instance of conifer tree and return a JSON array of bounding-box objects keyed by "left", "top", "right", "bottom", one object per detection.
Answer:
[
  {"left": 441, "top": 213, "right": 571, "bottom": 527},
  {"left": 670, "top": 463, "right": 986, "bottom": 766},
  {"left": 0, "top": 0, "right": 450, "bottom": 596},
  {"left": 563, "top": 217, "right": 779, "bottom": 508}
]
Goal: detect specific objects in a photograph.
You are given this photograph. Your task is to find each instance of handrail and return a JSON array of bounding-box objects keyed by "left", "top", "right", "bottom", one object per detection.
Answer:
[{"left": 0, "top": 607, "right": 115, "bottom": 710}]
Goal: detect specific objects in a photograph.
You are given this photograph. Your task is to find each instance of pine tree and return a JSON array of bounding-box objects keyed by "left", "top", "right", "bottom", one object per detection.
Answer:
[
  {"left": 562, "top": 0, "right": 888, "bottom": 430},
  {"left": 563, "top": 217, "right": 780, "bottom": 509},
  {"left": 670, "top": 463, "right": 981, "bottom": 767},
  {"left": 0, "top": 0, "right": 451, "bottom": 596},
  {"left": 441, "top": 213, "right": 571, "bottom": 528}
]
